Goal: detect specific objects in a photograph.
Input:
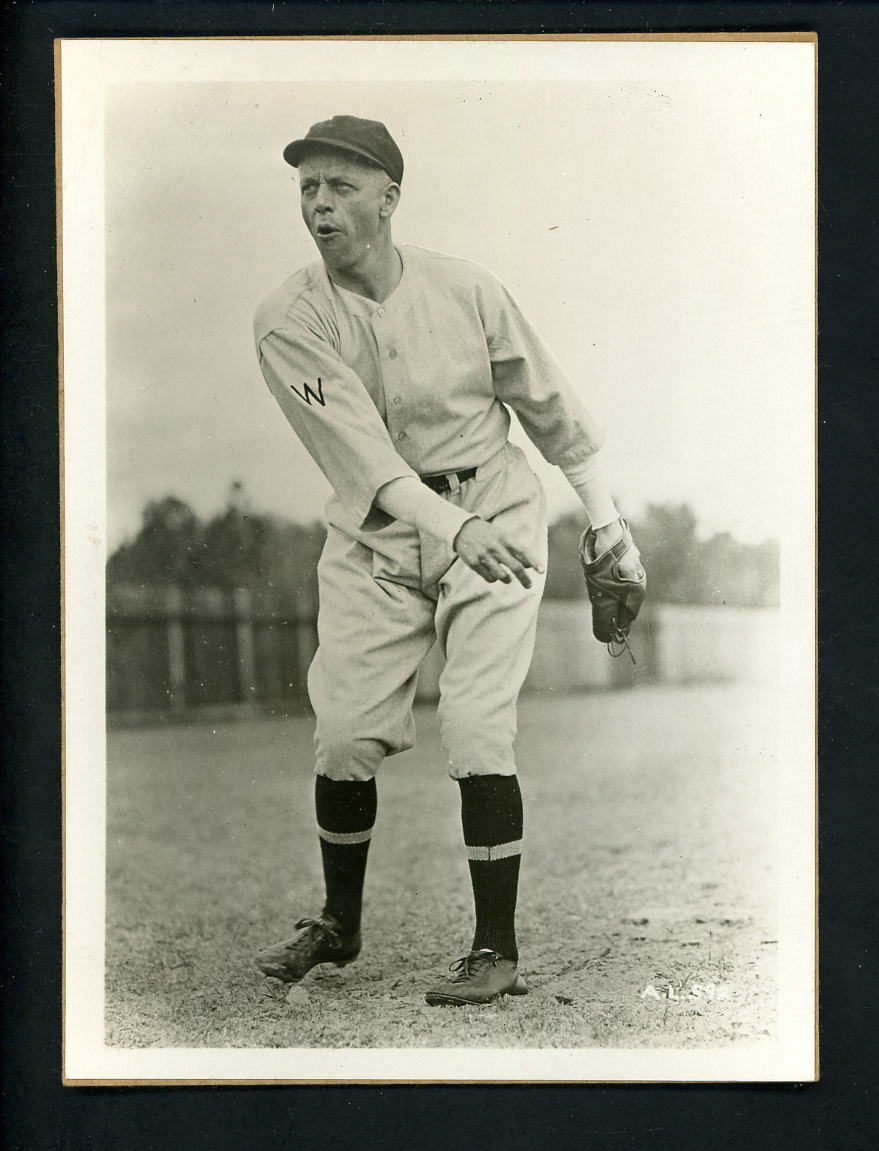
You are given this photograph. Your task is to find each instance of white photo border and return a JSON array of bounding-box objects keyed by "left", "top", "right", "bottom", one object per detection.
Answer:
[{"left": 60, "top": 34, "right": 817, "bottom": 1084}]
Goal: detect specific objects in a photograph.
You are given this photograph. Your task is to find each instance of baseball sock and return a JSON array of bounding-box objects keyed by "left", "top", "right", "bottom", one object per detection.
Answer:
[
  {"left": 315, "top": 775, "right": 377, "bottom": 936},
  {"left": 458, "top": 774, "right": 523, "bottom": 962}
]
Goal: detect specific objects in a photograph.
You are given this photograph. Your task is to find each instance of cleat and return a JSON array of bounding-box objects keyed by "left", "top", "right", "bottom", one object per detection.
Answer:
[
  {"left": 255, "top": 914, "right": 361, "bottom": 983},
  {"left": 424, "top": 948, "right": 529, "bottom": 1006}
]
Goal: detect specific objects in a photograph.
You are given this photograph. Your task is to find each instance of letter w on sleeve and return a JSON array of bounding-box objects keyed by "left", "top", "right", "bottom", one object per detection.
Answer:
[{"left": 256, "top": 321, "right": 419, "bottom": 530}]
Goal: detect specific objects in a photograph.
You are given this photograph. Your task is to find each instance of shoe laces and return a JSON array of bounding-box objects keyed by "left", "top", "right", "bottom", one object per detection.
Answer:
[
  {"left": 447, "top": 948, "right": 502, "bottom": 981},
  {"left": 294, "top": 916, "right": 344, "bottom": 951}
]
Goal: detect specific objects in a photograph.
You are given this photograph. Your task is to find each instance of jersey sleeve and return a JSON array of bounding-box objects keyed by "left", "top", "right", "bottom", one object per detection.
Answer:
[
  {"left": 481, "top": 277, "right": 607, "bottom": 469},
  {"left": 256, "top": 320, "right": 419, "bottom": 530}
]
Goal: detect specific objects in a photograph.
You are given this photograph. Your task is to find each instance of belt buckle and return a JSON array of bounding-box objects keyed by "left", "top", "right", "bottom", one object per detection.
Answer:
[
  {"left": 422, "top": 467, "right": 474, "bottom": 494},
  {"left": 422, "top": 471, "right": 452, "bottom": 494}
]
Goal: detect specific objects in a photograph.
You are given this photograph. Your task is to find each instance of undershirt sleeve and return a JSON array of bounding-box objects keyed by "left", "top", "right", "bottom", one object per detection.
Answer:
[
  {"left": 374, "top": 476, "right": 478, "bottom": 546},
  {"left": 559, "top": 450, "right": 620, "bottom": 529}
]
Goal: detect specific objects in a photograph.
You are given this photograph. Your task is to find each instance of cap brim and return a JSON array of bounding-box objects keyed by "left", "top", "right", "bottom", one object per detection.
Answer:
[{"left": 283, "top": 136, "right": 388, "bottom": 174}]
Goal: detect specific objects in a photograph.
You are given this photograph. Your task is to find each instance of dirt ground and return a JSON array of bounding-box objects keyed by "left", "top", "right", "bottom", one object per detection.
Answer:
[{"left": 105, "top": 682, "right": 778, "bottom": 1049}]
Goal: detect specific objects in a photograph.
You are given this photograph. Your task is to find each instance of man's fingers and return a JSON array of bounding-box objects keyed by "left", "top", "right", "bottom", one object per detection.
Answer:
[
  {"left": 507, "top": 542, "right": 544, "bottom": 574},
  {"left": 479, "top": 555, "right": 510, "bottom": 583},
  {"left": 456, "top": 524, "right": 544, "bottom": 587},
  {"left": 492, "top": 546, "right": 532, "bottom": 588},
  {"left": 460, "top": 548, "right": 498, "bottom": 582},
  {"left": 468, "top": 551, "right": 514, "bottom": 585}
]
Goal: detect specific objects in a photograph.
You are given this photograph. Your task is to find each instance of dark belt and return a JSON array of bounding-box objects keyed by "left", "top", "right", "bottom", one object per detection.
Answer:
[{"left": 420, "top": 467, "right": 478, "bottom": 494}]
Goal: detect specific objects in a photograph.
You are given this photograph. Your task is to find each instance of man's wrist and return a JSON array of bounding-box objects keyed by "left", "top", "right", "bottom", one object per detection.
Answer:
[
  {"left": 452, "top": 515, "right": 482, "bottom": 552},
  {"left": 583, "top": 517, "right": 632, "bottom": 563},
  {"left": 592, "top": 518, "right": 624, "bottom": 547}
]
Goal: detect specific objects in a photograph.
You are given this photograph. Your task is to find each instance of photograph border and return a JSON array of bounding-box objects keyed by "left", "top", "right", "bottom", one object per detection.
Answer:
[{"left": 61, "top": 27, "right": 819, "bottom": 1086}]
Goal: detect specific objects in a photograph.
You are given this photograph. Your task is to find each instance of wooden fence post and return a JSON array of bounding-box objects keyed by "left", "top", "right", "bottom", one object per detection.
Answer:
[
  {"left": 233, "top": 587, "right": 257, "bottom": 705},
  {"left": 166, "top": 585, "right": 187, "bottom": 711}
]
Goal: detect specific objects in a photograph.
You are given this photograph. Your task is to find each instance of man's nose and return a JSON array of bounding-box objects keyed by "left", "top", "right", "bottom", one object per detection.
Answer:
[{"left": 314, "top": 182, "right": 333, "bottom": 211}]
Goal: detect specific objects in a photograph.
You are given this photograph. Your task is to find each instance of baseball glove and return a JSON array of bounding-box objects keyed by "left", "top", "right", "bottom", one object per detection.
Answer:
[{"left": 579, "top": 518, "right": 646, "bottom": 658}]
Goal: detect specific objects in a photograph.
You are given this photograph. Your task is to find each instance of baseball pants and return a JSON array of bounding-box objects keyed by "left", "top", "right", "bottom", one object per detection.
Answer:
[{"left": 307, "top": 443, "right": 548, "bottom": 781}]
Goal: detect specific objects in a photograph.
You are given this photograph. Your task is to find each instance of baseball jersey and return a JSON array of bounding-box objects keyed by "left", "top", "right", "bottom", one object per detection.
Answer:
[{"left": 253, "top": 244, "right": 606, "bottom": 533}]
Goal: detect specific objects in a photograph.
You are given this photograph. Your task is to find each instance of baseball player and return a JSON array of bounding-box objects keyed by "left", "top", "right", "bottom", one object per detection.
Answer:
[{"left": 252, "top": 115, "right": 645, "bottom": 1005}]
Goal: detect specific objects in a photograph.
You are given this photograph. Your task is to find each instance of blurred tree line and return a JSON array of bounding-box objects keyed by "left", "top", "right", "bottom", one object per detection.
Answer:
[
  {"left": 107, "top": 482, "right": 324, "bottom": 609},
  {"left": 108, "top": 483, "right": 778, "bottom": 607}
]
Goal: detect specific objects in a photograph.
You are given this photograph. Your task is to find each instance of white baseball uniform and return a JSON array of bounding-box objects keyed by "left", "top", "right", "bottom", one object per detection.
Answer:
[{"left": 254, "top": 244, "right": 610, "bottom": 781}]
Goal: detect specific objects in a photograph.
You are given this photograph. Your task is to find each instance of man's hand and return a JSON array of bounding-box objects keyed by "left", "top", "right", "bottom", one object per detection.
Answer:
[
  {"left": 578, "top": 517, "right": 647, "bottom": 647},
  {"left": 453, "top": 518, "right": 543, "bottom": 588},
  {"left": 590, "top": 520, "right": 643, "bottom": 580}
]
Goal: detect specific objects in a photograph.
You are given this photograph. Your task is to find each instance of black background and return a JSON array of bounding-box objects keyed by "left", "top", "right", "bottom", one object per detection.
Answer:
[{"left": 2, "top": 2, "right": 876, "bottom": 1148}]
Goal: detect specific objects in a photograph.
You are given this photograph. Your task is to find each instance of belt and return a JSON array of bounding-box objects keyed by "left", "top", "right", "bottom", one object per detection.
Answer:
[{"left": 420, "top": 467, "right": 478, "bottom": 494}]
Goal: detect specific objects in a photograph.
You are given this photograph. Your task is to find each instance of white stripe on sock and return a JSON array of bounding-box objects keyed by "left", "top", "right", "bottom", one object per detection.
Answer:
[
  {"left": 318, "top": 826, "right": 373, "bottom": 846},
  {"left": 465, "top": 839, "right": 523, "bottom": 862}
]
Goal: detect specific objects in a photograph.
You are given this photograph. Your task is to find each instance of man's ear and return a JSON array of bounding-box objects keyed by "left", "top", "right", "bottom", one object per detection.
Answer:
[{"left": 379, "top": 183, "right": 401, "bottom": 219}]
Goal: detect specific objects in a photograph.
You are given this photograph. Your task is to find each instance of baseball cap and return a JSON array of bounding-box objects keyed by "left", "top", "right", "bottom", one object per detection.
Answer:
[{"left": 283, "top": 115, "right": 404, "bottom": 185}]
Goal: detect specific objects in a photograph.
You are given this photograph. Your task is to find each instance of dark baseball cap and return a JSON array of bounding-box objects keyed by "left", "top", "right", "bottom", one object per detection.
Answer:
[{"left": 283, "top": 115, "right": 404, "bottom": 185}]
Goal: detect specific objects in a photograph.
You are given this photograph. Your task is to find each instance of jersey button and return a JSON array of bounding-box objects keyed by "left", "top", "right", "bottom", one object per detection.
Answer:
[
  {"left": 388, "top": 348, "right": 397, "bottom": 359},
  {"left": 397, "top": 430, "right": 406, "bottom": 440},
  {"left": 392, "top": 395, "right": 402, "bottom": 404},
  {"left": 376, "top": 308, "right": 385, "bottom": 318}
]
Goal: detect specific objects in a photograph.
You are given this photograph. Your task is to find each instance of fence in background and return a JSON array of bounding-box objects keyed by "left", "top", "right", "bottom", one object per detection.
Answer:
[
  {"left": 107, "top": 583, "right": 780, "bottom": 724},
  {"left": 106, "top": 585, "right": 317, "bottom": 720},
  {"left": 417, "top": 601, "right": 779, "bottom": 697}
]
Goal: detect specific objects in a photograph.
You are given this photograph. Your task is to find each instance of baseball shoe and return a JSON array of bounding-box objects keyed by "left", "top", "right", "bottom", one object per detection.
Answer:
[
  {"left": 424, "top": 948, "right": 529, "bottom": 1006},
  {"left": 255, "top": 914, "right": 361, "bottom": 983}
]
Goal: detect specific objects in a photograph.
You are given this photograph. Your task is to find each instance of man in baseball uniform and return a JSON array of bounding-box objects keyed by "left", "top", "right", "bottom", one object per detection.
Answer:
[{"left": 253, "top": 115, "right": 643, "bottom": 1005}]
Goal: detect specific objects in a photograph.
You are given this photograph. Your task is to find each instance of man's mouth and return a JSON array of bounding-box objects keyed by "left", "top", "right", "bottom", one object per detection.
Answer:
[{"left": 315, "top": 223, "right": 342, "bottom": 238}]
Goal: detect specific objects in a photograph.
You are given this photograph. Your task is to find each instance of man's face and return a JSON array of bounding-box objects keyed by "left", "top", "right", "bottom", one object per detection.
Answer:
[{"left": 298, "top": 149, "right": 396, "bottom": 271}]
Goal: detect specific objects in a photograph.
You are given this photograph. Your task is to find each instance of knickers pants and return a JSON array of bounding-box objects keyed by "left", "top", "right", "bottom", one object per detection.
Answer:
[{"left": 307, "top": 443, "right": 548, "bottom": 781}]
